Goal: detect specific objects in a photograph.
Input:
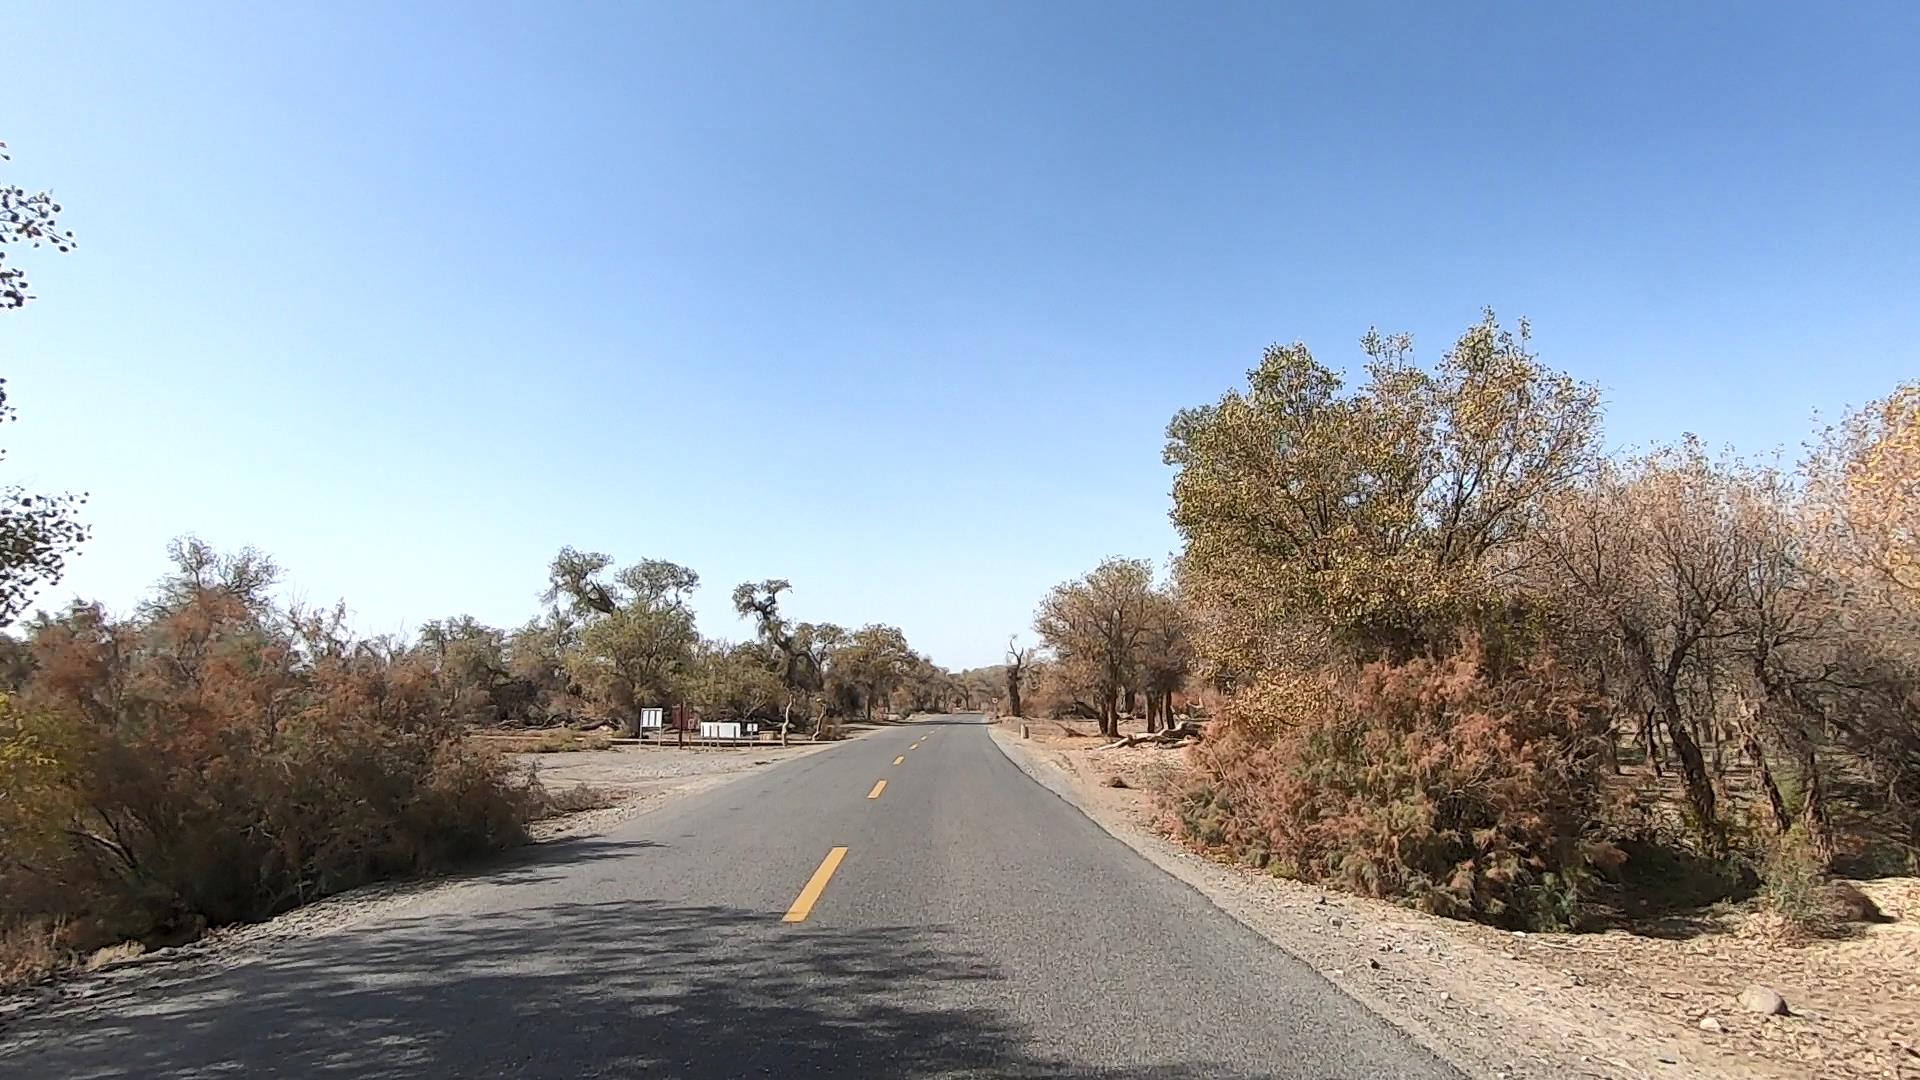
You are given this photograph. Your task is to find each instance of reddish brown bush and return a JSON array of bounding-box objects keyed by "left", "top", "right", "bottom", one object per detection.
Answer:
[
  {"left": 1170, "top": 640, "right": 1615, "bottom": 929},
  {"left": 0, "top": 544, "right": 538, "bottom": 975}
]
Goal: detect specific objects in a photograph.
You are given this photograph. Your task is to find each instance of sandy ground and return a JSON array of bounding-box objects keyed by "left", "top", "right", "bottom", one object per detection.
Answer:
[
  {"left": 991, "top": 718, "right": 1920, "bottom": 1080},
  {"left": 518, "top": 738, "right": 846, "bottom": 838}
]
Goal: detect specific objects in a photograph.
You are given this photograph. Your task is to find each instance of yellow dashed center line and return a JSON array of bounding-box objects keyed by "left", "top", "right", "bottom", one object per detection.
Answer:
[
  {"left": 893, "top": 755, "right": 905, "bottom": 766},
  {"left": 782, "top": 847, "right": 849, "bottom": 924},
  {"left": 866, "top": 779, "right": 887, "bottom": 800}
]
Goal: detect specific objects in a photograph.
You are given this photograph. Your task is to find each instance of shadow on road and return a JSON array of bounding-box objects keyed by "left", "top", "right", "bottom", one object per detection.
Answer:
[{"left": 1, "top": 898, "right": 1263, "bottom": 1079}]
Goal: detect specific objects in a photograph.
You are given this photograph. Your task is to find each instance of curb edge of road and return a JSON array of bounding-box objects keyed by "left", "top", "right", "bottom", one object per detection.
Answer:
[{"left": 984, "top": 724, "right": 1488, "bottom": 1080}]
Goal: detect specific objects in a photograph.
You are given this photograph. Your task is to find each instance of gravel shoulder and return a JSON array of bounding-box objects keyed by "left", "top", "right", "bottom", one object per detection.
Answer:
[{"left": 989, "top": 723, "right": 1920, "bottom": 1080}]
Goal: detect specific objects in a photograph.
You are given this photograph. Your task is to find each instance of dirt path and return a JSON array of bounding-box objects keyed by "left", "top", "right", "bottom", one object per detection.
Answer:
[{"left": 991, "top": 722, "right": 1920, "bottom": 1080}]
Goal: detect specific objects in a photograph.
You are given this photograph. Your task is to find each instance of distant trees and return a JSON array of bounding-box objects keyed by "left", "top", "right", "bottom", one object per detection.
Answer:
[
  {"left": 732, "top": 579, "right": 820, "bottom": 741},
  {"left": 544, "top": 552, "right": 701, "bottom": 736},
  {"left": 1031, "top": 557, "right": 1189, "bottom": 736}
]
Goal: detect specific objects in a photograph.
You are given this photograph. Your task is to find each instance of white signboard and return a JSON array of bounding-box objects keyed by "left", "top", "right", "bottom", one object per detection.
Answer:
[
  {"left": 700, "top": 721, "right": 743, "bottom": 740},
  {"left": 639, "top": 707, "right": 664, "bottom": 730}
]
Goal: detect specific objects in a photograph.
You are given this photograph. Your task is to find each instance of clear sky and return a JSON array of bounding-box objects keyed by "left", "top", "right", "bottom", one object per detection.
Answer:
[{"left": 6, "top": 2, "right": 1917, "bottom": 668}]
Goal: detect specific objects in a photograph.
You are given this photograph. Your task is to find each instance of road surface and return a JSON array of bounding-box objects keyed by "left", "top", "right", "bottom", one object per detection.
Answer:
[{"left": 0, "top": 716, "right": 1459, "bottom": 1079}]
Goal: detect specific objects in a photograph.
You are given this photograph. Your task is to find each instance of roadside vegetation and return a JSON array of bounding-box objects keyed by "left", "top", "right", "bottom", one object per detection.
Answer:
[
  {"left": 1007, "top": 312, "right": 1918, "bottom": 935},
  {"left": 0, "top": 540, "right": 963, "bottom": 984}
]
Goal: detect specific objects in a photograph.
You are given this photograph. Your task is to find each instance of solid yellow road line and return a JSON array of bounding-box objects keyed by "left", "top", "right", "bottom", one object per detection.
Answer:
[
  {"left": 867, "top": 779, "right": 887, "bottom": 800},
  {"left": 782, "top": 847, "right": 849, "bottom": 924},
  {"left": 893, "top": 755, "right": 905, "bottom": 765}
]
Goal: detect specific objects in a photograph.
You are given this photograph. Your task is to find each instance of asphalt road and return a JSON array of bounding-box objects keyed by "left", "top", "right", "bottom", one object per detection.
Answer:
[{"left": 0, "top": 716, "right": 1459, "bottom": 1079}]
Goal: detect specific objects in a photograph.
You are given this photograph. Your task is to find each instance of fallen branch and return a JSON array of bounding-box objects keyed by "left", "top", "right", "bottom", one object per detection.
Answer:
[{"left": 1100, "top": 721, "right": 1204, "bottom": 749}]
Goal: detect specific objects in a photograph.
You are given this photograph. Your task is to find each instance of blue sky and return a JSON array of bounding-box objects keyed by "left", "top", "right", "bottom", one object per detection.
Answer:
[{"left": 6, "top": 2, "right": 1917, "bottom": 668}]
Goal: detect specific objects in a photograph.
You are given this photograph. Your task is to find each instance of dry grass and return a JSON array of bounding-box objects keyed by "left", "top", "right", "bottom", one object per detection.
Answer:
[
  {"left": 0, "top": 920, "right": 67, "bottom": 988},
  {"left": 529, "top": 783, "right": 620, "bottom": 821}
]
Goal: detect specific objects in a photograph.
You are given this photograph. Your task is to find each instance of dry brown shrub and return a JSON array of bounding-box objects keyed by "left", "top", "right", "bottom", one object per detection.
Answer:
[
  {"left": 0, "top": 558, "right": 542, "bottom": 974},
  {"left": 1170, "top": 638, "right": 1615, "bottom": 929}
]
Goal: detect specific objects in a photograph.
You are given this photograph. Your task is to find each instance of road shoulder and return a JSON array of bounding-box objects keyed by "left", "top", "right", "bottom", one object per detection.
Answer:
[{"left": 987, "top": 725, "right": 1799, "bottom": 1080}]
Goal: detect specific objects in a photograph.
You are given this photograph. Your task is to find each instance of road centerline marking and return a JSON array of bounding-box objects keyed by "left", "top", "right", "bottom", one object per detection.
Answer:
[
  {"left": 782, "top": 847, "right": 849, "bottom": 924},
  {"left": 866, "top": 779, "right": 887, "bottom": 800},
  {"left": 893, "top": 755, "right": 905, "bottom": 765}
]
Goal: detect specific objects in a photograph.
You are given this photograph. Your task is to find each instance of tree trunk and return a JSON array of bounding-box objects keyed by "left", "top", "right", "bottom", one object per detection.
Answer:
[
  {"left": 1007, "top": 673, "right": 1022, "bottom": 720},
  {"left": 1124, "top": 688, "right": 1139, "bottom": 719},
  {"left": 1654, "top": 684, "right": 1723, "bottom": 852},
  {"left": 1641, "top": 707, "right": 1663, "bottom": 777},
  {"left": 1737, "top": 713, "right": 1792, "bottom": 836},
  {"left": 1797, "top": 740, "right": 1834, "bottom": 866}
]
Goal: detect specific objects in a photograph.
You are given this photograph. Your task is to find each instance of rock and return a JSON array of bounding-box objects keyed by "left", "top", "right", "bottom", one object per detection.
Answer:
[
  {"left": 1738, "top": 985, "right": 1789, "bottom": 1016},
  {"left": 1103, "top": 775, "right": 1130, "bottom": 789},
  {"left": 1367, "top": 958, "right": 1381, "bottom": 970},
  {"left": 1818, "top": 881, "right": 1886, "bottom": 923},
  {"left": 1698, "top": 1016, "right": 1724, "bottom": 1033}
]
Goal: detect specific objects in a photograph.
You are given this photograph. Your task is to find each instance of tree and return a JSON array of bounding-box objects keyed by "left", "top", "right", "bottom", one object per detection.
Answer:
[
  {"left": 836, "top": 624, "right": 915, "bottom": 723},
  {"left": 0, "top": 143, "right": 86, "bottom": 624},
  {"left": 1799, "top": 385, "right": 1920, "bottom": 854},
  {"left": 1529, "top": 444, "right": 1745, "bottom": 852},
  {"left": 1034, "top": 558, "right": 1156, "bottom": 738},
  {"left": 1, "top": 141, "right": 76, "bottom": 311},
  {"left": 732, "top": 579, "right": 815, "bottom": 742},
  {"left": 690, "top": 639, "right": 784, "bottom": 723},
  {"left": 418, "top": 614, "right": 515, "bottom": 725},
  {"left": 1166, "top": 313, "right": 1600, "bottom": 670},
  {"left": 1004, "top": 638, "right": 1035, "bottom": 718},
  {"left": 1136, "top": 589, "right": 1191, "bottom": 732},
  {"left": 548, "top": 550, "right": 701, "bottom": 735}
]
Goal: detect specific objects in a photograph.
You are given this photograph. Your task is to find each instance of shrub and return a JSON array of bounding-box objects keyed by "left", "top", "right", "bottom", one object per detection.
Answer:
[
  {"left": 1170, "top": 639, "right": 1615, "bottom": 929},
  {"left": 0, "top": 553, "right": 542, "bottom": 978},
  {"left": 531, "top": 783, "right": 620, "bottom": 820},
  {"left": 1760, "top": 825, "right": 1834, "bottom": 931}
]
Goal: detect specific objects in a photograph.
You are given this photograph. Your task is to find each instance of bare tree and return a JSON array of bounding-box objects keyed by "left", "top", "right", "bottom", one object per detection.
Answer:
[{"left": 1004, "top": 637, "right": 1035, "bottom": 719}]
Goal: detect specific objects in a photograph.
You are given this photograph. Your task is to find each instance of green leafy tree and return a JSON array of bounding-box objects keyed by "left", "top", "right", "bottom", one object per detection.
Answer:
[
  {"left": 732, "top": 579, "right": 820, "bottom": 741},
  {"left": 548, "top": 550, "right": 701, "bottom": 735},
  {"left": 1166, "top": 312, "right": 1599, "bottom": 669}
]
